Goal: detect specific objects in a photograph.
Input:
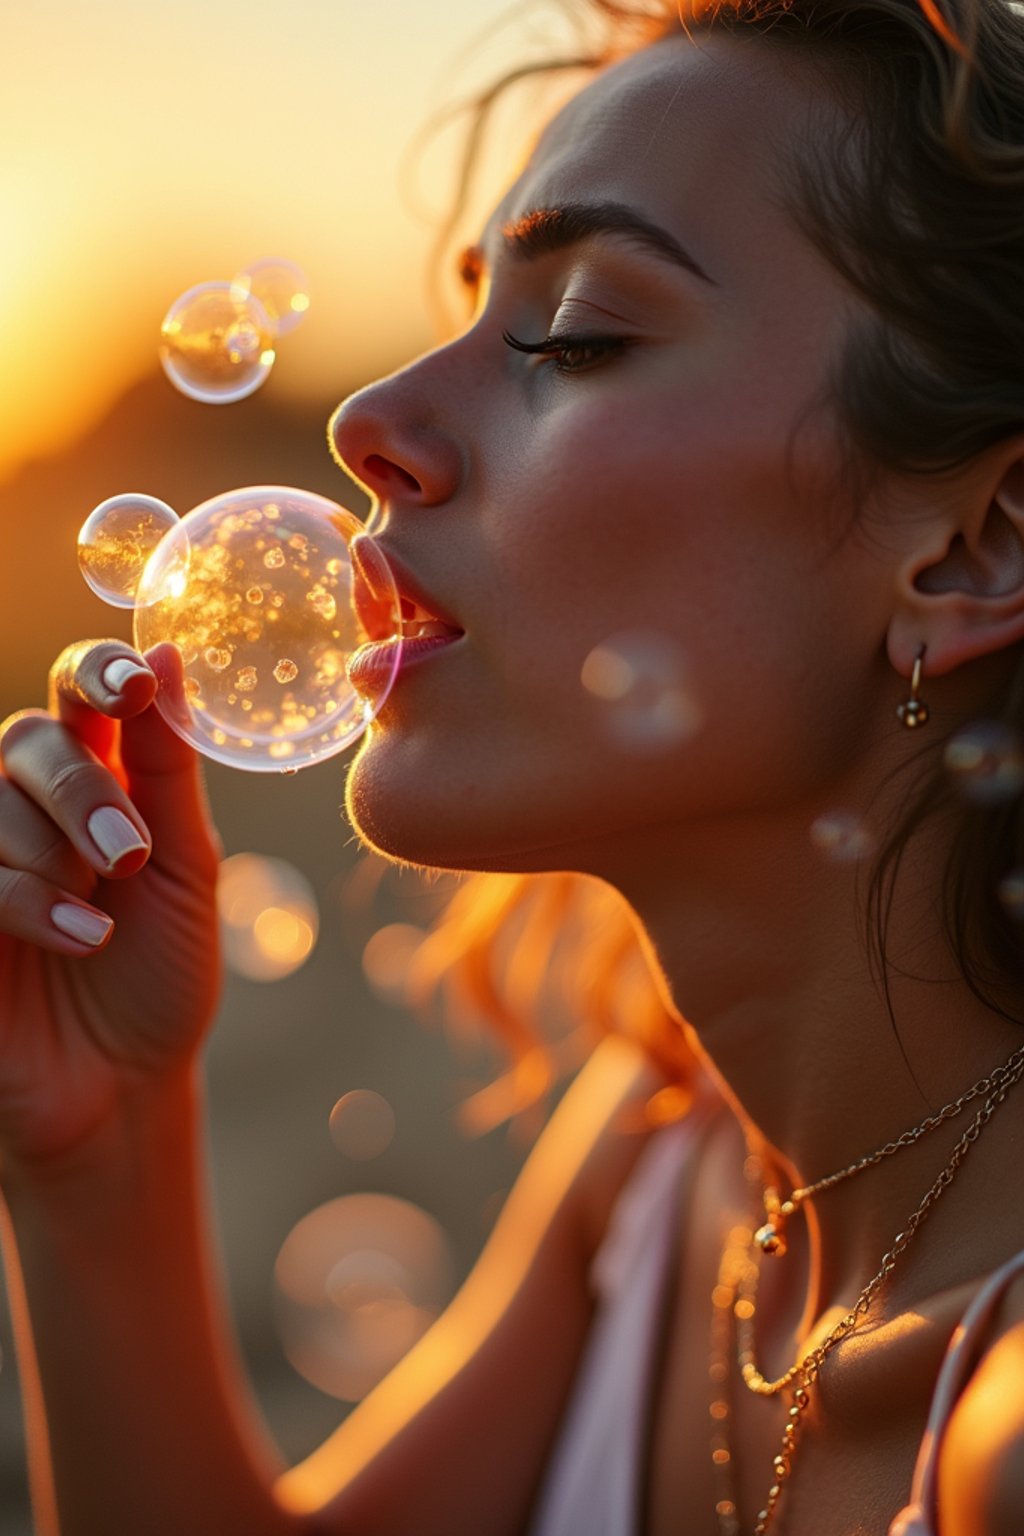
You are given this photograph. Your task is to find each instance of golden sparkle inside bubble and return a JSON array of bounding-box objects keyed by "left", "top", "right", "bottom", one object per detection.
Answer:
[
  {"left": 216, "top": 853, "right": 319, "bottom": 981},
  {"left": 273, "top": 1194, "right": 453, "bottom": 1401},
  {"left": 329, "top": 1091, "right": 396, "bottom": 1160}
]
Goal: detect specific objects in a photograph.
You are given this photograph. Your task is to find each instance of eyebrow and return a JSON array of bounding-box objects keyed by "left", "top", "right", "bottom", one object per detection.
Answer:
[{"left": 458, "top": 200, "right": 717, "bottom": 288}]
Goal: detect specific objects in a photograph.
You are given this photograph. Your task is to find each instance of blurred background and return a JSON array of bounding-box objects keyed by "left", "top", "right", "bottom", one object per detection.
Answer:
[{"left": 0, "top": 2, "right": 597, "bottom": 1527}]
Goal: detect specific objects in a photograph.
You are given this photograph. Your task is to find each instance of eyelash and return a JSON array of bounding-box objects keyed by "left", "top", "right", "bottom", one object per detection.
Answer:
[{"left": 501, "top": 328, "right": 628, "bottom": 376}]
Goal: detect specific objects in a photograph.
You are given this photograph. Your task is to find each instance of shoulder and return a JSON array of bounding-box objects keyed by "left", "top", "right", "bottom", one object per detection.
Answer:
[{"left": 937, "top": 1271, "right": 1024, "bottom": 1536}]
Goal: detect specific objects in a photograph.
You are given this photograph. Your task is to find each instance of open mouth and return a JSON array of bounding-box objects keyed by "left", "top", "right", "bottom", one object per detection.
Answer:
[{"left": 349, "top": 535, "right": 465, "bottom": 644}]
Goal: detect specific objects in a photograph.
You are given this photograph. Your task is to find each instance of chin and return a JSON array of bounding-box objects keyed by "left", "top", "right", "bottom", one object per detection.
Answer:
[{"left": 341, "top": 733, "right": 599, "bottom": 879}]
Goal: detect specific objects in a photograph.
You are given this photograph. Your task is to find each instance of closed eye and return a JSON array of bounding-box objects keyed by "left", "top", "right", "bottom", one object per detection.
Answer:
[{"left": 501, "top": 329, "right": 629, "bottom": 376}]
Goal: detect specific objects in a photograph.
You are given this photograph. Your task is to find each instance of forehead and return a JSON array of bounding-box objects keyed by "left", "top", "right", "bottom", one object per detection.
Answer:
[{"left": 488, "top": 32, "right": 838, "bottom": 275}]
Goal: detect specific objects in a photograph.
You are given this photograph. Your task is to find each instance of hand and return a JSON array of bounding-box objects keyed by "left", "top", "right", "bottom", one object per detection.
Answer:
[{"left": 0, "top": 640, "right": 224, "bottom": 1168}]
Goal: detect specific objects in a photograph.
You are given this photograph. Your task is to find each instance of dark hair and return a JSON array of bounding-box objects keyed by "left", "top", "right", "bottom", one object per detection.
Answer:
[{"left": 409, "top": 0, "right": 1024, "bottom": 1111}]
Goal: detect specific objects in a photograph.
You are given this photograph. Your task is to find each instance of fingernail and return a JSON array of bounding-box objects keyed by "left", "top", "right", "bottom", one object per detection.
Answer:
[
  {"left": 51, "top": 904, "right": 114, "bottom": 947},
  {"left": 87, "top": 806, "right": 149, "bottom": 868},
  {"left": 102, "top": 658, "right": 152, "bottom": 694}
]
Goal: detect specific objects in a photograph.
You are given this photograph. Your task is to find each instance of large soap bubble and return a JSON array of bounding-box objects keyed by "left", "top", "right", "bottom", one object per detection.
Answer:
[{"left": 78, "top": 486, "right": 403, "bottom": 771}]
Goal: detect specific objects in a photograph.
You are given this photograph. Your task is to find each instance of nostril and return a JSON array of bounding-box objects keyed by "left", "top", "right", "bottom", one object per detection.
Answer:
[{"left": 364, "top": 454, "right": 422, "bottom": 495}]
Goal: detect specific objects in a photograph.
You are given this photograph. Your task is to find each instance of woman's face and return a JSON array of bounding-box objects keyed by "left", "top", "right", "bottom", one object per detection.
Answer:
[{"left": 331, "top": 31, "right": 895, "bottom": 878}]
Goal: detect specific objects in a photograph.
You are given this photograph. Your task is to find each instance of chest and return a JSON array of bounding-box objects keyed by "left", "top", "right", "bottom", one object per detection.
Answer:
[{"left": 638, "top": 1144, "right": 964, "bottom": 1536}]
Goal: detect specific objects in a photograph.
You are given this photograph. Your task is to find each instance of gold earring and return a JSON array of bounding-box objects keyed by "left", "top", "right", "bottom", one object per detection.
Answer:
[{"left": 897, "top": 646, "right": 930, "bottom": 729}]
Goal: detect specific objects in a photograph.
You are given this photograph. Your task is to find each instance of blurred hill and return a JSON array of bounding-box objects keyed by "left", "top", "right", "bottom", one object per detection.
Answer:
[{"left": 0, "top": 371, "right": 530, "bottom": 1534}]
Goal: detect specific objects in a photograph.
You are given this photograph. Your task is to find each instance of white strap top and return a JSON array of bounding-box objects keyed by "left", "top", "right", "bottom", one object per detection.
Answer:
[{"left": 526, "top": 1113, "right": 1024, "bottom": 1536}]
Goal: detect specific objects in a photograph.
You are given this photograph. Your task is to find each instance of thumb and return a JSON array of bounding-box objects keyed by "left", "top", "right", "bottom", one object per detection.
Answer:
[{"left": 117, "top": 643, "right": 224, "bottom": 872}]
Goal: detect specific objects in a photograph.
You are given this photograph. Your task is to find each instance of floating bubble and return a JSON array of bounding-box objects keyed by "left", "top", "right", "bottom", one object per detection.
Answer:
[
  {"left": 944, "top": 720, "right": 1024, "bottom": 805},
  {"left": 79, "top": 485, "right": 403, "bottom": 771},
  {"left": 216, "top": 853, "right": 319, "bottom": 981},
  {"left": 998, "top": 868, "right": 1024, "bottom": 922},
  {"left": 273, "top": 1194, "right": 454, "bottom": 1400},
  {"left": 581, "top": 630, "right": 702, "bottom": 751},
  {"left": 159, "top": 280, "right": 276, "bottom": 404},
  {"left": 809, "top": 809, "right": 877, "bottom": 864},
  {"left": 361, "top": 923, "right": 426, "bottom": 1004},
  {"left": 328, "top": 1090, "right": 396, "bottom": 1160},
  {"left": 232, "top": 258, "right": 310, "bottom": 337},
  {"left": 77, "top": 494, "right": 180, "bottom": 608}
]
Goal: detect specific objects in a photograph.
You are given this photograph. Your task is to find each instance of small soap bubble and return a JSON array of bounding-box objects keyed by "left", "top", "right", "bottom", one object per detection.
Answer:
[
  {"left": 118, "top": 486, "right": 403, "bottom": 771},
  {"left": 581, "top": 630, "right": 702, "bottom": 752},
  {"left": 944, "top": 720, "right": 1024, "bottom": 805},
  {"left": 77, "top": 495, "right": 180, "bottom": 608},
  {"left": 232, "top": 258, "right": 310, "bottom": 337},
  {"left": 273, "top": 1194, "right": 453, "bottom": 1400},
  {"left": 329, "top": 1091, "right": 396, "bottom": 1160},
  {"left": 159, "top": 280, "right": 276, "bottom": 404},
  {"left": 809, "top": 809, "right": 877, "bottom": 864},
  {"left": 216, "top": 853, "right": 319, "bottom": 981},
  {"left": 997, "top": 868, "right": 1024, "bottom": 922}
]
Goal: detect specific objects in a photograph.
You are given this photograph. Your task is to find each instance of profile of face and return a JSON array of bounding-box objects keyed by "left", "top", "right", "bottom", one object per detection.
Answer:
[{"left": 330, "top": 31, "right": 897, "bottom": 880}]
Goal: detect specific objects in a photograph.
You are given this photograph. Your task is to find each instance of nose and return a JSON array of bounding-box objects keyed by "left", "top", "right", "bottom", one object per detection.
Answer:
[{"left": 329, "top": 363, "right": 465, "bottom": 510}]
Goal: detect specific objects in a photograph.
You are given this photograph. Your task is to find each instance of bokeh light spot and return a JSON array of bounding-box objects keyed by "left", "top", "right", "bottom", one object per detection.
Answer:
[
  {"left": 216, "top": 852, "right": 319, "bottom": 981},
  {"left": 328, "top": 1090, "right": 397, "bottom": 1160},
  {"left": 274, "top": 1194, "right": 454, "bottom": 1400},
  {"left": 581, "top": 630, "right": 702, "bottom": 752}
]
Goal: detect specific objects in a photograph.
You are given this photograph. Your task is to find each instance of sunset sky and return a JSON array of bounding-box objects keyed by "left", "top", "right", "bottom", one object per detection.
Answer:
[{"left": 2, "top": 0, "right": 593, "bottom": 483}]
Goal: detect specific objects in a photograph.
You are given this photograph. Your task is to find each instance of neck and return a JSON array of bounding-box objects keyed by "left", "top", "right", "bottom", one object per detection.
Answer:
[{"left": 601, "top": 801, "right": 1024, "bottom": 1316}]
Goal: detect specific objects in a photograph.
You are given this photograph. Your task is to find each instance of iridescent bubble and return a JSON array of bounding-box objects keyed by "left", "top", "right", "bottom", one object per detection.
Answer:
[
  {"left": 997, "top": 868, "right": 1024, "bottom": 922},
  {"left": 581, "top": 630, "right": 702, "bottom": 752},
  {"left": 216, "top": 853, "right": 319, "bottom": 981},
  {"left": 328, "top": 1090, "right": 396, "bottom": 1160},
  {"left": 944, "top": 720, "right": 1024, "bottom": 805},
  {"left": 232, "top": 258, "right": 310, "bottom": 337},
  {"left": 77, "top": 495, "right": 180, "bottom": 608},
  {"left": 107, "top": 486, "right": 404, "bottom": 771},
  {"left": 809, "top": 809, "right": 877, "bottom": 864},
  {"left": 273, "top": 1194, "right": 454, "bottom": 1400},
  {"left": 159, "top": 280, "right": 276, "bottom": 404}
]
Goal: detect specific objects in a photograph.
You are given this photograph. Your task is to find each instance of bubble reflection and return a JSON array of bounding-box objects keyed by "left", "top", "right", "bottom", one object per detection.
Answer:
[
  {"left": 274, "top": 1194, "right": 454, "bottom": 1400},
  {"left": 809, "top": 810, "right": 877, "bottom": 864},
  {"left": 944, "top": 720, "right": 1024, "bottom": 805},
  {"left": 581, "top": 630, "right": 701, "bottom": 752},
  {"left": 216, "top": 853, "right": 319, "bottom": 981}
]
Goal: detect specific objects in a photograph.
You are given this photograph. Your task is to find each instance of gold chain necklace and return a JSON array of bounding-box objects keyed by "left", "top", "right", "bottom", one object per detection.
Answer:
[{"left": 707, "top": 1042, "right": 1024, "bottom": 1536}]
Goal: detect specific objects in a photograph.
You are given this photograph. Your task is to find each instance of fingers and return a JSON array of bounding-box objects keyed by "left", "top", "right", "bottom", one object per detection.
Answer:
[
  {"left": 0, "top": 714, "right": 152, "bottom": 879},
  {"left": 0, "top": 865, "right": 114, "bottom": 954},
  {"left": 0, "top": 776, "right": 98, "bottom": 900}
]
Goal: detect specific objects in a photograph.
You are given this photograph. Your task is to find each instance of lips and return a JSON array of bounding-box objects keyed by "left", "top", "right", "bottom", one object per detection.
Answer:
[{"left": 349, "top": 535, "right": 464, "bottom": 643}]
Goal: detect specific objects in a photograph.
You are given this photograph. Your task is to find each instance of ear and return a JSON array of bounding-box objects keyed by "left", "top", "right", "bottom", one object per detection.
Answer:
[{"left": 887, "top": 442, "right": 1024, "bottom": 680}]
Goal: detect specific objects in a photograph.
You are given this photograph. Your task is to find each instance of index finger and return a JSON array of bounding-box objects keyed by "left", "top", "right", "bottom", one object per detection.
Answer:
[{"left": 48, "top": 639, "right": 158, "bottom": 765}]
